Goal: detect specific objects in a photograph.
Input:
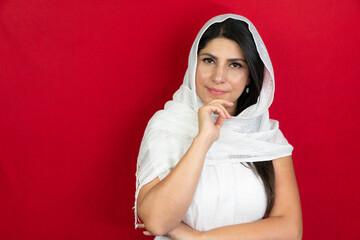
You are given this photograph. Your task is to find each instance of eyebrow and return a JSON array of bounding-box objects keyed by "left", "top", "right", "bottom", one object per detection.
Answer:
[{"left": 199, "top": 53, "right": 247, "bottom": 63}]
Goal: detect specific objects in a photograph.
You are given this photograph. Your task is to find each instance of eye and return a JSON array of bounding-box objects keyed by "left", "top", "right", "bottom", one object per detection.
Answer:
[
  {"left": 202, "top": 58, "right": 215, "bottom": 64},
  {"left": 230, "top": 62, "right": 243, "bottom": 68}
]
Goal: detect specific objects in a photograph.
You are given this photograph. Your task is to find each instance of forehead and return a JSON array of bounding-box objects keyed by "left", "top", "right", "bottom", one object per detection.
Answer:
[{"left": 199, "top": 37, "right": 245, "bottom": 57}]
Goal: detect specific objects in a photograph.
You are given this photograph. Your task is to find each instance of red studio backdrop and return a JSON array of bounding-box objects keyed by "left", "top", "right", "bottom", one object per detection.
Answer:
[{"left": 0, "top": 0, "right": 359, "bottom": 239}]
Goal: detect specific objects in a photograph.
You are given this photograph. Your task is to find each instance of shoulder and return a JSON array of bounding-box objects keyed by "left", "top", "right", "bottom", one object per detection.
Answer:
[
  {"left": 273, "top": 155, "right": 293, "bottom": 167},
  {"left": 272, "top": 155, "right": 296, "bottom": 181}
]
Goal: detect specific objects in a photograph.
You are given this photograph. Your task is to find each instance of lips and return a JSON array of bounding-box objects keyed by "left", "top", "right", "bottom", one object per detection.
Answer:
[{"left": 207, "top": 87, "right": 228, "bottom": 96}]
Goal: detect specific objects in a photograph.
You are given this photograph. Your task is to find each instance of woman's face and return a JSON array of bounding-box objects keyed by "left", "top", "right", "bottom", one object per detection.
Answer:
[{"left": 195, "top": 37, "right": 250, "bottom": 116}]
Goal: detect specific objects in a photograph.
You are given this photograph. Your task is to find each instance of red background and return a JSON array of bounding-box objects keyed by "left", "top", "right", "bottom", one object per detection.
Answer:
[{"left": 1, "top": 0, "right": 359, "bottom": 239}]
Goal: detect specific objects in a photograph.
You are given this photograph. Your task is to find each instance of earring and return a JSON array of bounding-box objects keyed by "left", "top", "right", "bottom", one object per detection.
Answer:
[{"left": 245, "top": 86, "right": 250, "bottom": 93}]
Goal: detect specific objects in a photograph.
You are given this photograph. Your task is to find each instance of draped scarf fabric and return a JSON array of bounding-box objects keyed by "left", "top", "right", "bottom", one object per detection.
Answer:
[{"left": 134, "top": 14, "right": 293, "bottom": 227}]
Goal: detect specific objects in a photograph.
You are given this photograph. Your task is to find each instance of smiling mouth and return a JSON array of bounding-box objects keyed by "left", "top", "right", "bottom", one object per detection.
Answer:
[{"left": 207, "top": 87, "right": 228, "bottom": 96}]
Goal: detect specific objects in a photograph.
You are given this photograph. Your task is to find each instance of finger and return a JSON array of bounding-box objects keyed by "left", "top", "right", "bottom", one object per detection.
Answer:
[
  {"left": 143, "top": 231, "right": 153, "bottom": 236},
  {"left": 203, "top": 103, "right": 230, "bottom": 119},
  {"left": 223, "top": 101, "right": 235, "bottom": 106},
  {"left": 209, "top": 105, "right": 227, "bottom": 118},
  {"left": 217, "top": 103, "right": 232, "bottom": 119},
  {"left": 137, "top": 223, "right": 145, "bottom": 228},
  {"left": 211, "top": 103, "right": 231, "bottom": 119},
  {"left": 209, "top": 99, "right": 235, "bottom": 107},
  {"left": 215, "top": 115, "right": 225, "bottom": 127}
]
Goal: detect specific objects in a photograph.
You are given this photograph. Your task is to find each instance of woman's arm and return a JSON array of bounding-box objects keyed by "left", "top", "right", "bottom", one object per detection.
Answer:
[
  {"left": 137, "top": 100, "right": 234, "bottom": 236},
  {"left": 165, "top": 155, "right": 302, "bottom": 240},
  {"left": 137, "top": 134, "right": 212, "bottom": 236}
]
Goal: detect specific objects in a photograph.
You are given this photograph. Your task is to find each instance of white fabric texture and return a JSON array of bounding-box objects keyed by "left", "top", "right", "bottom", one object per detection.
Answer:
[{"left": 134, "top": 13, "right": 293, "bottom": 236}]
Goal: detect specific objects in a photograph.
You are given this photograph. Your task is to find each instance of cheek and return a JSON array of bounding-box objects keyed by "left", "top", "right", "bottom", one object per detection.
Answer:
[
  {"left": 195, "top": 68, "right": 208, "bottom": 87},
  {"left": 195, "top": 70, "right": 203, "bottom": 96},
  {"left": 229, "top": 74, "right": 249, "bottom": 93},
  {"left": 197, "top": 63, "right": 214, "bottom": 78}
]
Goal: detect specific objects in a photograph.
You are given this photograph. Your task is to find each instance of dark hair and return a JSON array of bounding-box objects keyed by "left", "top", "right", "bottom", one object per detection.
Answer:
[{"left": 197, "top": 18, "right": 275, "bottom": 218}]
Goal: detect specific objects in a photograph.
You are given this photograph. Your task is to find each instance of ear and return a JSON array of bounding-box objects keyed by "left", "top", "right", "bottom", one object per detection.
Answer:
[{"left": 246, "top": 77, "right": 251, "bottom": 85}]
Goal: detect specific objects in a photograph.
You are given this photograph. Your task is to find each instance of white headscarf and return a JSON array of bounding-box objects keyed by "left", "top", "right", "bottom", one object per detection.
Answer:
[{"left": 134, "top": 13, "right": 293, "bottom": 226}]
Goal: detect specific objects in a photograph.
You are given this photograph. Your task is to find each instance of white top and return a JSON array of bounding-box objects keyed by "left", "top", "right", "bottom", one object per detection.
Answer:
[{"left": 155, "top": 160, "right": 267, "bottom": 240}]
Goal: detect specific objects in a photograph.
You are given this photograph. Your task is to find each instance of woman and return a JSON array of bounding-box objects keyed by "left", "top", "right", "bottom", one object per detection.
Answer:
[{"left": 134, "top": 14, "right": 302, "bottom": 239}]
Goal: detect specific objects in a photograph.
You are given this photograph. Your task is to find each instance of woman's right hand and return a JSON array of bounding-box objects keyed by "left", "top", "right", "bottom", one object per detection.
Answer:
[{"left": 197, "top": 99, "right": 233, "bottom": 144}]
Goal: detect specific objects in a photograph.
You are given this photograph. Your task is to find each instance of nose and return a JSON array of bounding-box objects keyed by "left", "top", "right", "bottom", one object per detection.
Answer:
[{"left": 212, "top": 65, "right": 225, "bottom": 83}]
